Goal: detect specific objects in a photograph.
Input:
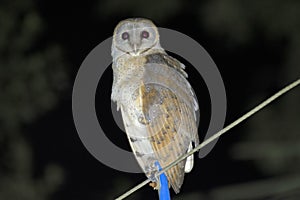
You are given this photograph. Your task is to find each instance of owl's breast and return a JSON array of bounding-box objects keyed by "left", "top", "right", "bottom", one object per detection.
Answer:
[{"left": 111, "top": 55, "right": 147, "bottom": 105}]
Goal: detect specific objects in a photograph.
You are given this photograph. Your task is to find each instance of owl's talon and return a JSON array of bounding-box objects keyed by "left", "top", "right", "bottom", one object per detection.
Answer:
[{"left": 149, "top": 182, "right": 158, "bottom": 190}]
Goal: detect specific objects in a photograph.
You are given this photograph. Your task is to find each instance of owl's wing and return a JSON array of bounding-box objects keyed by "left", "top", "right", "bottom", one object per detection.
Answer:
[{"left": 138, "top": 53, "right": 199, "bottom": 193}]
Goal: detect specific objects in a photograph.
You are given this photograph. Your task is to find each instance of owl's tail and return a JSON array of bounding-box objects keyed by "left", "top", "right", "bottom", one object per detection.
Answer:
[{"left": 155, "top": 162, "right": 171, "bottom": 200}]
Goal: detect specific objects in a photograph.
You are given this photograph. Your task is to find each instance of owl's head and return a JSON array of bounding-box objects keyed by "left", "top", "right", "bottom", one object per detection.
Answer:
[{"left": 112, "top": 18, "right": 162, "bottom": 58}]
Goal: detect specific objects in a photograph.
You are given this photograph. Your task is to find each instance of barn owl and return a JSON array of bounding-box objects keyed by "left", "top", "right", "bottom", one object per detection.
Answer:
[{"left": 111, "top": 18, "right": 199, "bottom": 194}]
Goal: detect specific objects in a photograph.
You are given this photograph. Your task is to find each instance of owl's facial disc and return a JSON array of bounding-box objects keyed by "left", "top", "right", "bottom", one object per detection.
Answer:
[{"left": 113, "top": 19, "right": 160, "bottom": 56}]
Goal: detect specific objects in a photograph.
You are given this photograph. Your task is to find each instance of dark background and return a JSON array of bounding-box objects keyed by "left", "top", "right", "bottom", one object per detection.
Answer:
[{"left": 0, "top": 0, "right": 300, "bottom": 199}]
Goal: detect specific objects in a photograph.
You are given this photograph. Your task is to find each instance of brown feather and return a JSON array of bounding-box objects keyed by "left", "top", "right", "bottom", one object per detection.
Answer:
[{"left": 135, "top": 83, "right": 194, "bottom": 193}]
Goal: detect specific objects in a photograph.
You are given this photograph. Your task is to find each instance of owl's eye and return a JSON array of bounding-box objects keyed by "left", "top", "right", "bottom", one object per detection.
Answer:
[
  {"left": 121, "top": 32, "right": 129, "bottom": 40},
  {"left": 141, "top": 30, "right": 149, "bottom": 39}
]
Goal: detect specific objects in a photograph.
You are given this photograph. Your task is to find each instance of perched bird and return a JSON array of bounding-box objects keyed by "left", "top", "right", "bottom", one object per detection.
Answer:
[{"left": 111, "top": 18, "right": 199, "bottom": 194}]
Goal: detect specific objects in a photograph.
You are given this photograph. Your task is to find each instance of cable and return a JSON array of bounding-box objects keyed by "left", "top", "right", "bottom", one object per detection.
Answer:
[{"left": 115, "top": 78, "right": 300, "bottom": 200}]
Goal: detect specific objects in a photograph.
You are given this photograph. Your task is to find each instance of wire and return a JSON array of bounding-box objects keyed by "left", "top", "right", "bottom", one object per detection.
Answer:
[{"left": 115, "top": 78, "right": 300, "bottom": 200}]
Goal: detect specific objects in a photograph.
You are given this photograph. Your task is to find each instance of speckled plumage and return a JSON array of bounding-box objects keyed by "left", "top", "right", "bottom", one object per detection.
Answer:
[{"left": 111, "top": 18, "right": 199, "bottom": 193}]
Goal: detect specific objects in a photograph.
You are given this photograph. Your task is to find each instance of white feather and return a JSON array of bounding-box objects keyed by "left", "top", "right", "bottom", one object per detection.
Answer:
[{"left": 184, "top": 142, "right": 194, "bottom": 173}]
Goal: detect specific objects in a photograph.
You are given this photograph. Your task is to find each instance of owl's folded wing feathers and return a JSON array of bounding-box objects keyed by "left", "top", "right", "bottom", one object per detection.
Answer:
[{"left": 137, "top": 54, "right": 199, "bottom": 193}]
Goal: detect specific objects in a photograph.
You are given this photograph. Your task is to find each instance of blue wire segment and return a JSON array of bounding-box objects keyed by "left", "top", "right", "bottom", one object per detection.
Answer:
[{"left": 155, "top": 162, "right": 171, "bottom": 200}]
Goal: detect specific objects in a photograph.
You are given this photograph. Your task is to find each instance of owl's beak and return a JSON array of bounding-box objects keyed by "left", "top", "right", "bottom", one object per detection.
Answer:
[
  {"left": 129, "top": 42, "right": 140, "bottom": 56},
  {"left": 132, "top": 44, "right": 139, "bottom": 55}
]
